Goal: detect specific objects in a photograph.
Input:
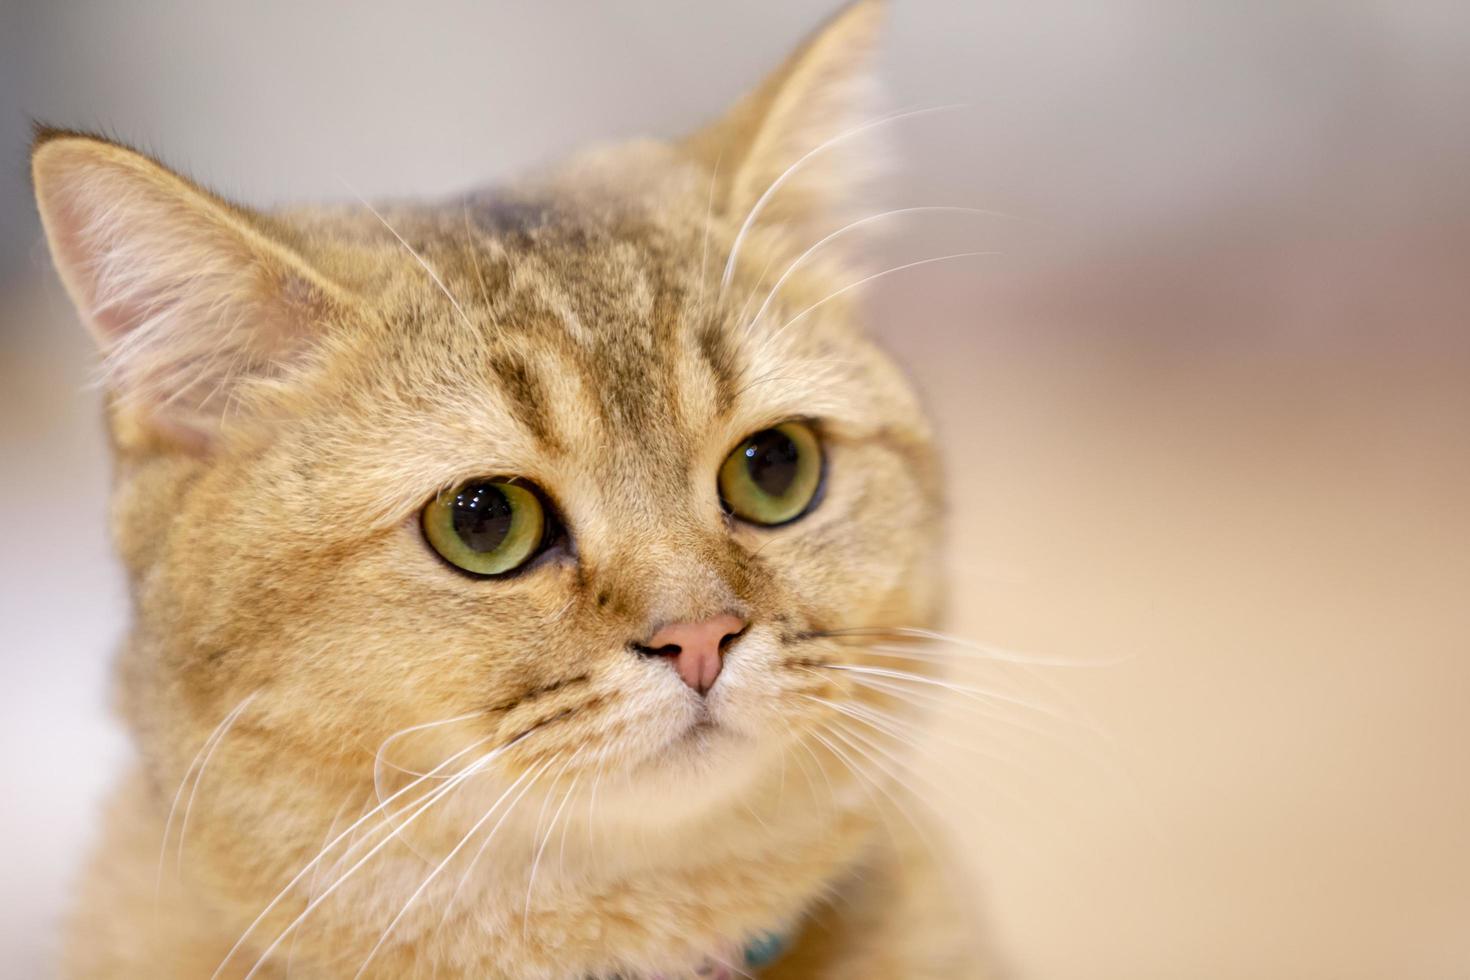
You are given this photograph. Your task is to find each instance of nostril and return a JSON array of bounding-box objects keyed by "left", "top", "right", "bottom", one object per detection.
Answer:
[
  {"left": 636, "top": 614, "right": 746, "bottom": 694},
  {"left": 632, "top": 642, "right": 681, "bottom": 658}
]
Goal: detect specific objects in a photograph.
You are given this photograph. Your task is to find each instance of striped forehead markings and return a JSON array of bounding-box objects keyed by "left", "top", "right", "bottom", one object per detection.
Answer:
[{"left": 485, "top": 350, "right": 563, "bottom": 453}]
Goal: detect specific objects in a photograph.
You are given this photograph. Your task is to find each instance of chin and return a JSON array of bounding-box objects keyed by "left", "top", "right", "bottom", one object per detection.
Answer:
[{"left": 614, "top": 722, "right": 774, "bottom": 822}]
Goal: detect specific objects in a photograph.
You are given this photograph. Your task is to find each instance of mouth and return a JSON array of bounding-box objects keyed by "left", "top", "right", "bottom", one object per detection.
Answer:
[{"left": 669, "top": 714, "right": 738, "bottom": 759}]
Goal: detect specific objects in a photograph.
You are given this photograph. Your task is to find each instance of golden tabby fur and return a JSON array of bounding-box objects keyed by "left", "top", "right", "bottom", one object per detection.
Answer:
[{"left": 32, "top": 3, "right": 987, "bottom": 976}]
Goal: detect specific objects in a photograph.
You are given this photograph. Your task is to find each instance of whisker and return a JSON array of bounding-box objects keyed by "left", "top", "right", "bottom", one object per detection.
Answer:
[
  {"left": 784, "top": 737, "right": 824, "bottom": 808},
  {"left": 694, "top": 151, "right": 722, "bottom": 310},
  {"left": 810, "top": 701, "right": 959, "bottom": 815},
  {"left": 156, "top": 691, "right": 258, "bottom": 903},
  {"left": 350, "top": 759, "right": 550, "bottom": 979},
  {"left": 824, "top": 626, "right": 1132, "bottom": 667},
  {"left": 846, "top": 646, "right": 973, "bottom": 667},
  {"left": 819, "top": 720, "right": 942, "bottom": 856},
  {"left": 819, "top": 629, "right": 1130, "bottom": 762},
  {"left": 585, "top": 750, "right": 608, "bottom": 855},
  {"left": 707, "top": 950, "right": 759, "bottom": 980},
  {"left": 822, "top": 712, "right": 943, "bottom": 802},
  {"left": 557, "top": 759, "right": 589, "bottom": 880},
  {"left": 812, "top": 700, "right": 939, "bottom": 783},
  {"left": 745, "top": 206, "right": 1006, "bottom": 336},
  {"left": 804, "top": 727, "right": 873, "bottom": 798},
  {"left": 212, "top": 731, "right": 498, "bottom": 980},
  {"left": 801, "top": 661, "right": 1095, "bottom": 762},
  {"left": 720, "top": 104, "right": 963, "bottom": 290},
  {"left": 813, "top": 694, "right": 1122, "bottom": 842},
  {"left": 869, "top": 628, "right": 1132, "bottom": 750},
  {"left": 812, "top": 696, "right": 1027, "bottom": 816},
  {"left": 851, "top": 644, "right": 1099, "bottom": 726},
  {"left": 793, "top": 732, "right": 839, "bottom": 805},
  {"left": 342, "top": 180, "right": 475, "bottom": 331},
  {"left": 806, "top": 723, "right": 910, "bottom": 846},
  {"left": 436, "top": 751, "right": 561, "bottom": 932},
  {"left": 809, "top": 695, "right": 927, "bottom": 746},
  {"left": 818, "top": 694, "right": 1017, "bottom": 768},
  {"left": 740, "top": 792, "right": 772, "bottom": 833},
  {"left": 462, "top": 203, "right": 493, "bottom": 311},
  {"left": 775, "top": 732, "right": 789, "bottom": 809},
  {"left": 766, "top": 251, "right": 996, "bottom": 345},
  {"left": 524, "top": 753, "right": 583, "bottom": 938},
  {"left": 285, "top": 798, "right": 353, "bottom": 978},
  {"left": 539, "top": 595, "right": 576, "bottom": 627},
  {"left": 239, "top": 745, "right": 506, "bottom": 980},
  {"left": 821, "top": 669, "right": 1091, "bottom": 750},
  {"left": 373, "top": 710, "right": 489, "bottom": 800},
  {"left": 815, "top": 669, "right": 1153, "bottom": 833},
  {"left": 733, "top": 250, "right": 779, "bottom": 335},
  {"left": 813, "top": 663, "right": 1085, "bottom": 727}
]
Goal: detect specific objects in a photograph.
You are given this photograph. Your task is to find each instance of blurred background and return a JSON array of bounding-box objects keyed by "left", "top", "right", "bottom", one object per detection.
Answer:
[{"left": 2, "top": 2, "right": 1468, "bottom": 977}]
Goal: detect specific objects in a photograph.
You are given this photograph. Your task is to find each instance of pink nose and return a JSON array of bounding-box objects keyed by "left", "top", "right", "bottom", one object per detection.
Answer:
[{"left": 641, "top": 614, "right": 746, "bottom": 694}]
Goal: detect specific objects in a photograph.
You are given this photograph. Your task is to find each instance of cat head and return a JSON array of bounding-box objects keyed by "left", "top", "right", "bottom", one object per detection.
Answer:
[{"left": 32, "top": 0, "right": 940, "bottom": 830}]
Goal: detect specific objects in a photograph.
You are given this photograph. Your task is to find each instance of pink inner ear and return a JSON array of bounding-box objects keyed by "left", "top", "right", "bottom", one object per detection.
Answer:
[
  {"left": 38, "top": 173, "right": 124, "bottom": 344},
  {"left": 33, "top": 143, "right": 331, "bottom": 446},
  {"left": 35, "top": 154, "right": 195, "bottom": 355}
]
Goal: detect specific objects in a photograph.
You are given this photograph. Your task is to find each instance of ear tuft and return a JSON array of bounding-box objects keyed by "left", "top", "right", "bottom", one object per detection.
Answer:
[
  {"left": 684, "top": 0, "right": 887, "bottom": 240},
  {"left": 31, "top": 133, "right": 344, "bottom": 446}
]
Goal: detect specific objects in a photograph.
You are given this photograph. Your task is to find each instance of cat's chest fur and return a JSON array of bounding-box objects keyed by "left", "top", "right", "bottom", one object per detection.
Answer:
[{"left": 276, "top": 796, "right": 877, "bottom": 978}]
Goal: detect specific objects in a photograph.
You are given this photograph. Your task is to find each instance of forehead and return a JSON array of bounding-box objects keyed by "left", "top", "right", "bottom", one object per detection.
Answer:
[
  {"left": 464, "top": 189, "right": 711, "bottom": 431},
  {"left": 366, "top": 190, "right": 817, "bottom": 421},
  {"left": 292, "top": 181, "right": 905, "bottom": 526},
  {"left": 420, "top": 192, "right": 726, "bottom": 461}
]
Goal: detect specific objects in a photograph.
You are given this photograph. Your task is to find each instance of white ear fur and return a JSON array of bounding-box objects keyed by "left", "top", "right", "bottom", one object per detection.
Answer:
[
  {"left": 31, "top": 132, "right": 344, "bottom": 445},
  {"left": 684, "top": 0, "right": 887, "bottom": 243}
]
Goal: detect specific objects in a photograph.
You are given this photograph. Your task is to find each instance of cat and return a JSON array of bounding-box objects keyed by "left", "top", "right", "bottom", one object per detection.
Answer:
[{"left": 31, "top": 2, "right": 987, "bottom": 976}]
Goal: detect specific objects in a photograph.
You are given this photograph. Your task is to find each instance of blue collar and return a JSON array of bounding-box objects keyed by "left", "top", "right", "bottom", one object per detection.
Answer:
[
  {"left": 681, "top": 929, "right": 788, "bottom": 977},
  {"left": 741, "top": 930, "right": 787, "bottom": 969}
]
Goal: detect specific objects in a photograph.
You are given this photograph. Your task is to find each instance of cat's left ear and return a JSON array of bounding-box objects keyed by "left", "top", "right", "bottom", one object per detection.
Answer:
[
  {"left": 31, "top": 129, "right": 351, "bottom": 450},
  {"left": 683, "top": 0, "right": 886, "bottom": 241}
]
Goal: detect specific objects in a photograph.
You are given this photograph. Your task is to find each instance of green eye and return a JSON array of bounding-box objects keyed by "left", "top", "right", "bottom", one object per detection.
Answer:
[
  {"left": 718, "top": 421, "right": 824, "bottom": 526},
  {"left": 422, "top": 479, "right": 548, "bottom": 576}
]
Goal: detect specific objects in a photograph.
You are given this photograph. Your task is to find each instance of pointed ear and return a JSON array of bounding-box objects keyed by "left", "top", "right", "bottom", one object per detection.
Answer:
[
  {"left": 31, "top": 129, "right": 349, "bottom": 448},
  {"left": 683, "top": 0, "right": 885, "bottom": 240}
]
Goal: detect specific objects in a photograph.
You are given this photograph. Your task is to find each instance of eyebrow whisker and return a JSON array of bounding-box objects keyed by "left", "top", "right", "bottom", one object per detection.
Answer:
[{"left": 720, "top": 104, "right": 963, "bottom": 291}]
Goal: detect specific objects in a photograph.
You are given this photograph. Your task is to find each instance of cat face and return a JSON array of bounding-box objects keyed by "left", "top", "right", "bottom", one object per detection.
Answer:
[
  {"left": 33, "top": 0, "right": 939, "bottom": 831},
  {"left": 264, "top": 184, "right": 936, "bottom": 812}
]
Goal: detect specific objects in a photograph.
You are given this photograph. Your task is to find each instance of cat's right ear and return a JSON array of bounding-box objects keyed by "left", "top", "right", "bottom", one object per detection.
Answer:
[{"left": 30, "top": 129, "right": 350, "bottom": 450}]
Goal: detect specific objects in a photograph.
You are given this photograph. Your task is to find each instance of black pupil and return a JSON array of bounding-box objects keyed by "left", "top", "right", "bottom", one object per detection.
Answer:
[
  {"left": 451, "top": 483, "right": 515, "bottom": 552},
  {"left": 744, "top": 429, "right": 801, "bottom": 497}
]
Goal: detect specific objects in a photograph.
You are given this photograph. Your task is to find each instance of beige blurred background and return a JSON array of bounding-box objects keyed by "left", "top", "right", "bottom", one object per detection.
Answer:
[{"left": 3, "top": 2, "right": 1469, "bottom": 977}]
